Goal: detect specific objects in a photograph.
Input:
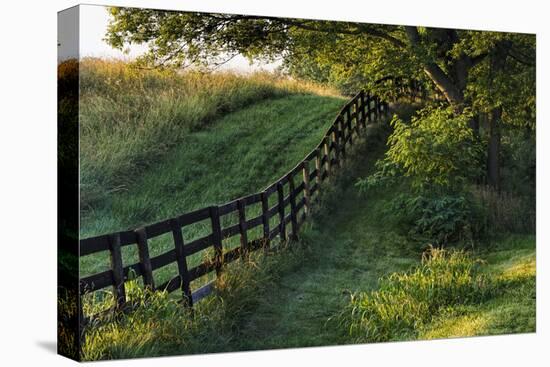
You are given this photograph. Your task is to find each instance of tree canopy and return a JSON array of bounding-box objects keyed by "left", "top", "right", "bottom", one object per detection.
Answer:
[
  {"left": 106, "top": 8, "right": 534, "bottom": 116},
  {"left": 106, "top": 8, "right": 536, "bottom": 189}
]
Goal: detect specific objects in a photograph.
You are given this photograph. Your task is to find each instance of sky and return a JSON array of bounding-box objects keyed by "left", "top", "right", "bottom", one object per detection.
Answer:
[{"left": 58, "top": 4, "right": 280, "bottom": 73}]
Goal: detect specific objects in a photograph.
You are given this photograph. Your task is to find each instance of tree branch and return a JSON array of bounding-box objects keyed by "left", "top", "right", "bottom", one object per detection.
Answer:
[{"left": 404, "top": 26, "right": 464, "bottom": 107}]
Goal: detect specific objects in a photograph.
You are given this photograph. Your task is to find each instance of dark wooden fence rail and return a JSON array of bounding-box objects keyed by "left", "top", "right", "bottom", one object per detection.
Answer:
[{"left": 79, "top": 89, "right": 391, "bottom": 319}]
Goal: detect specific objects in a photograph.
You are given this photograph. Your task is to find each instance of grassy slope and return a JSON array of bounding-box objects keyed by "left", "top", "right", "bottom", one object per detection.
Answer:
[
  {"left": 79, "top": 58, "right": 339, "bottom": 208},
  {"left": 80, "top": 94, "right": 346, "bottom": 278},
  {"left": 222, "top": 120, "right": 535, "bottom": 351},
  {"left": 82, "top": 105, "right": 535, "bottom": 360}
]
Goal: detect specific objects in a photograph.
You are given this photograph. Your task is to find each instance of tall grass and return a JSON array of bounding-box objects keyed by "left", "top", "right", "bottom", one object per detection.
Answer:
[
  {"left": 472, "top": 185, "right": 536, "bottom": 234},
  {"left": 78, "top": 58, "right": 340, "bottom": 208},
  {"left": 339, "top": 247, "right": 495, "bottom": 342},
  {"left": 81, "top": 241, "right": 306, "bottom": 360}
]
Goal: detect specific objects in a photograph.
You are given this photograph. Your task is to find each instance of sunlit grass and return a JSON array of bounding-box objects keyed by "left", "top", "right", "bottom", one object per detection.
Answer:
[
  {"left": 339, "top": 247, "right": 496, "bottom": 343},
  {"left": 77, "top": 57, "right": 341, "bottom": 209},
  {"left": 79, "top": 92, "right": 346, "bottom": 278},
  {"left": 81, "top": 241, "right": 306, "bottom": 361},
  {"left": 339, "top": 236, "right": 535, "bottom": 343}
]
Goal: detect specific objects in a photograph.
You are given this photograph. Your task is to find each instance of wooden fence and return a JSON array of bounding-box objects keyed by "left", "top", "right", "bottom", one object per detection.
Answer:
[{"left": 79, "top": 90, "right": 390, "bottom": 317}]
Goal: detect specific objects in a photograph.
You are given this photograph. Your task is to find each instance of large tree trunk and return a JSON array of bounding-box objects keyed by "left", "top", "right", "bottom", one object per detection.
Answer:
[
  {"left": 403, "top": 26, "right": 465, "bottom": 110},
  {"left": 487, "top": 108, "right": 502, "bottom": 190}
]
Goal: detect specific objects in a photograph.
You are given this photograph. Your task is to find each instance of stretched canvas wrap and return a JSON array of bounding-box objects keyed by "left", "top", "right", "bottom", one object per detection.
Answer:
[{"left": 58, "top": 4, "right": 536, "bottom": 361}]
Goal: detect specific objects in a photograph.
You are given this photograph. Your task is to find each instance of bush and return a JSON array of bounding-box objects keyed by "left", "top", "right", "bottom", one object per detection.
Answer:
[
  {"left": 384, "top": 106, "right": 484, "bottom": 191},
  {"left": 340, "top": 247, "right": 493, "bottom": 342},
  {"left": 387, "top": 193, "right": 486, "bottom": 244},
  {"left": 357, "top": 106, "right": 488, "bottom": 243}
]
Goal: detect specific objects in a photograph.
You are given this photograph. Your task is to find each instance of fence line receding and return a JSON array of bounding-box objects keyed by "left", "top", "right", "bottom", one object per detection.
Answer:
[{"left": 79, "top": 89, "right": 392, "bottom": 318}]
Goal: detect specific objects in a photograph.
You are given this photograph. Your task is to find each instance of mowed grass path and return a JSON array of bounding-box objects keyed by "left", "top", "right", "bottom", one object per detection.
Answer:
[
  {"left": 81, "top": 94, "right": 345, "bottom": 277},
  {"left": 230, "top": 128, "right": 422, "bottom": 349}
]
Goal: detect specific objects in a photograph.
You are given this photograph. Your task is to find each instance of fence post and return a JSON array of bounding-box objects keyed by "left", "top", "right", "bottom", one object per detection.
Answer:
[
  {"left": 331, "top": 126, "right": 340, "bottom": 168},
  {"left": 346, "top": 105, "right": 353, "bottom": 145},
  {"left": 135, "top": 227, "right": 154, "bottom": 291},
  {"left": 360, "top": 90, "right": 367, "bottom": 128},
  {"left": 323, "top": 136, "right": 331, "bottom": 178},
  {"left": 366, "top": 93, "right": 372, "bottom": 124},
  {"left": 277, "top": 181, "right": 286, "bottom": 242},
  {"left": 288, "top": 173, "right": 298, "bottom": 239},
  {"left": 237, "top": 199, "right": 249, "bottom": 254},
  {"left": 108, "top": 232, "right": 126, "bottom": 310},
  {"left": 170, "top": 218, "right": 193, "bottom": 307},
  {"left": 338, "top": 117, "right": 346, "bottom": 162},
  {"left": 302, "top": 160, "right": 311, "bottom": 217},
  {"left": 209, "top": 206, "right": 223, "bottom": 276},
  {"left": 260, "top": 191, "right": 270, "bottom": 249},
  {"left": 314, "top": 148, "right": 322, "bottom": 187}
]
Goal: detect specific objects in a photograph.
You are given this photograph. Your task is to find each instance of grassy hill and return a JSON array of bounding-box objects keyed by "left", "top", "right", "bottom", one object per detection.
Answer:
[
  {"left": 78, "top": 59, "right": 346, "bottom": 280},
  {"left": 79, "top": 58, "right": 341, "bottom": 210}
]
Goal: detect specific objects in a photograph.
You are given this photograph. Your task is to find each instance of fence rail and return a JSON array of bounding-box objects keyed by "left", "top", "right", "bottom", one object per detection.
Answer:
[{"left": 79, "top": 89, "right": 391, "bottom": 319}]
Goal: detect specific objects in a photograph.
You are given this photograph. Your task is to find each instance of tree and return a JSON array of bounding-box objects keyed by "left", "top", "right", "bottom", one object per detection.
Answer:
[{"left": 106, "top": 8, "right": 535, "bottom": 188}]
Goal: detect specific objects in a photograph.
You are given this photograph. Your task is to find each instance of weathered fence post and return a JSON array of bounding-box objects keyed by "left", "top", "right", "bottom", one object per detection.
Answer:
[
  {"left": 323, "top": 136, "right": 331, "bottom": 178},
  {"left": 366, "top": 93, "right": 372, "bottom": 124},
  {"left": 302, "top": 160, "right": 311, "bottom": 216},
  {"left": 277, "top": 181, "right": 286, "bottom": 242},
  {"left": 331, "top": 126, "right": 340, "bottom": 168},
  {"left": 288, "top": 173, "right": 298, "bottom": 239},
  {"left": 338, "top": 117, "right": 346, "bottom": 162},
  {"left": 260, "top": 191, "right": 270, "bottom": 249},
  {"left": 170, "top": 218, "right": 193, "bottom": 307},
  {"left": 135, "top": 227, "right": 154, "bottom": 291},
  {"left": 237, "top": 198, "right": 248, "bottom": 255},
  {"left": 360, "top": 90, "right": 367, "bottom": 128},
  {"left": 209, "top": 206, "right": 223, "bottom": 276},
  {"left": 108, "top": 232, "right": 126, "bottom": 309},
  {"left": 314, "top": 148, "right": 322, "bottom": 187},
  {"left": 346, "top": 104, "right": 352, "bottom": 145}
]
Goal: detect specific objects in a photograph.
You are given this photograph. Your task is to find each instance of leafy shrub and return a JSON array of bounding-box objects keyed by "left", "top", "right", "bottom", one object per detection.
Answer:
[
  {"left": 387, "top": 193, "right": 486, "bottom": 244},
  {"left": 357, "top": 106, "right": 487, "bottom": 243},
  {"left": 384, "top": 106, "right": 484, "bottom": 191},
  {"left": 340, "top": 247, "right": 493, "bottom": 342}
]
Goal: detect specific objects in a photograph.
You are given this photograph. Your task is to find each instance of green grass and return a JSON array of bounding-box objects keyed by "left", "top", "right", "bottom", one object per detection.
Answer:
[
  {"left": 80, "top": 93, "right": 346, "bottom": 281},
  {"left": 77, "top": 58, "right": 340, "bottom": 209},
  {"left": 79, "top": 87, "right": 535, "bottom": 359},
  {"left": 420, "top": 235, "right": 536, "bottom": 339}
]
